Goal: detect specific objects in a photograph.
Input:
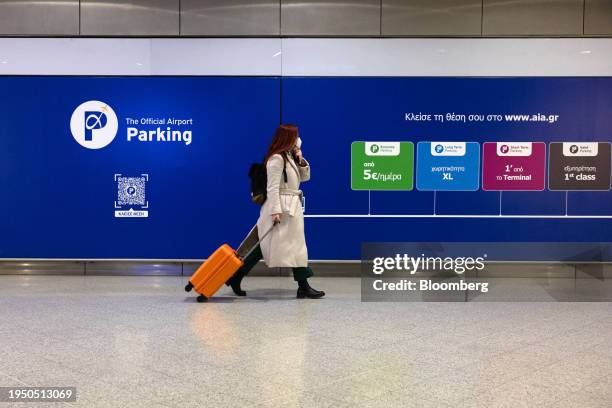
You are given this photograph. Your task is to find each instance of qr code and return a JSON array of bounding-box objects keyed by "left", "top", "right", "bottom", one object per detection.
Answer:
[{"left": 117, "top": 176, "right": 146, "bottom": 206}]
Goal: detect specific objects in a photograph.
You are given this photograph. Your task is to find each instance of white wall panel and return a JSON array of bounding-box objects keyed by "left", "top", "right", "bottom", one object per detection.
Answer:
[
  {"left": 0, "top": 38, "right": 151, "bottom": 75},
  {"left": 0, "top": 38, "right": 611, "bottom": 77},
  {"left": 150, "top": 39, "right": 281, "bottom": 76},
  {"left": 281, "top": 38, "right": 612, "bottom": 76},
  {"left": 0, "top": 38, "right": 281, "bottom": 76}
]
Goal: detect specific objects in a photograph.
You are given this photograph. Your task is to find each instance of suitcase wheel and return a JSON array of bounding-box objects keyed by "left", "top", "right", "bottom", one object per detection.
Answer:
[
  {"left": 184, "top": 282, "right": 194, "bottom": 292},
  {"left": 196, "top": 294, "right": 208, "bottom": 303}
]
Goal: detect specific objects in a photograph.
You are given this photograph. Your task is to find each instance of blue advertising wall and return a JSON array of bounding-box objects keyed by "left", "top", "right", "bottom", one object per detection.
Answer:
[
  {"left": 0, "top": 76, "right": 611, "bottom": 259},
  {"left": 0, "top": 77, "right": 278, "bottom": 259},
  {"left": 285, "top": 77, "right": 612, "bottom": 260}
]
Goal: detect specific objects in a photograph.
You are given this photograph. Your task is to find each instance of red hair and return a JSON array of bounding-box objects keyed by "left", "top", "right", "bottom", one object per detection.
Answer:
[{"left": 264, "top": 124, "right": 298, "bottom": 165}]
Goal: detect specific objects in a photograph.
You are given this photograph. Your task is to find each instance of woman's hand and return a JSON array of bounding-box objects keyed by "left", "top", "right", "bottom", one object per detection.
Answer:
[
  {"left": 271, "top": 213, "right": 281, "bottom": 224},
  {"left": 293, "top": 147, "right": 306, "bottom": 166}
]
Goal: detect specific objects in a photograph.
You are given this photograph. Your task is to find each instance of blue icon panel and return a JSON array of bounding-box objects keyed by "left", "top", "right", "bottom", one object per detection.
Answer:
[{"left": 416, "top": 142, "right": 480, "bottom": 191}]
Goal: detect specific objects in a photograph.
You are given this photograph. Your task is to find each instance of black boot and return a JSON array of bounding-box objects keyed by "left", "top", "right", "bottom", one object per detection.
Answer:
[
  {"left": 225, "top": 274, "right": 246, "bottom": 296},
  {"left": 297, "top": 279, "right": 325, "bottom": 299}
]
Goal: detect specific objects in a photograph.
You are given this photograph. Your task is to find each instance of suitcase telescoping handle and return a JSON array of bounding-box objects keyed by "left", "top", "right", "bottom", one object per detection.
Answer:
[{"left": 239, "top": 221, "right": 278, "bottom": 261}]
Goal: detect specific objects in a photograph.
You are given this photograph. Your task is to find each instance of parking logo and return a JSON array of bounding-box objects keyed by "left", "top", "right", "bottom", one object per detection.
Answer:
[
  {"left": 70, "top": 101, "right": 118, "bottom": 149},
  {"left": 114, "top": 174, "right": 149, "bottom": 218}
]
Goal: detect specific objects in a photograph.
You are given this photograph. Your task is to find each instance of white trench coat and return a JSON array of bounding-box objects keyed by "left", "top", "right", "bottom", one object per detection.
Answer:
[{"left": 257, "top": 153, "right": 310, "bottom": 268}]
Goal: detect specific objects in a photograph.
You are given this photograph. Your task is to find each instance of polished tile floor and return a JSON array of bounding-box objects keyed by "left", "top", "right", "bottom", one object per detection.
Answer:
[{"left": 0, "top": 275, "right": 611, "bottom": 407}]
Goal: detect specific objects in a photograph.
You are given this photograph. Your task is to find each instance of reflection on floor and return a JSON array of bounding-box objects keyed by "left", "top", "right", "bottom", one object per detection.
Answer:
[{"left": 0, "top": 276, "right": 611, "bottom": 407}]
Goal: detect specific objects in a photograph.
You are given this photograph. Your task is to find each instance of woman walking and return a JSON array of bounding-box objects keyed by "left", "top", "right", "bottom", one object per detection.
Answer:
[{"left": 225, "top": 124, "right": 325, "bottom": 299}]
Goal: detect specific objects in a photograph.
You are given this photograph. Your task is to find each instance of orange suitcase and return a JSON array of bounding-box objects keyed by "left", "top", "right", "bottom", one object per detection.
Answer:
[{"left": 184, "top": 224, "right": 275, "bottom": 302}]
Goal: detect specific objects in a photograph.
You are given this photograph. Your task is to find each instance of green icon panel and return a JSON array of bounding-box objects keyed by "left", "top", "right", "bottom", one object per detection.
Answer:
[{"left": 351, "top": 141, "right": 414, "bottom": 190}]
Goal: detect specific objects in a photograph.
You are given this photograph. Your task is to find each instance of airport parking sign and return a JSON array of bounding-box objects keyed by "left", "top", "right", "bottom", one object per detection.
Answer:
[
  {"left": 416, "top": 142, "right": 480, "bottom": 191},
  {"left": 548, "top": 142, "right": 611, "bottom": 191},
  {"left": 351, "top": 141, "right": 414, "bottom": 190}
]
